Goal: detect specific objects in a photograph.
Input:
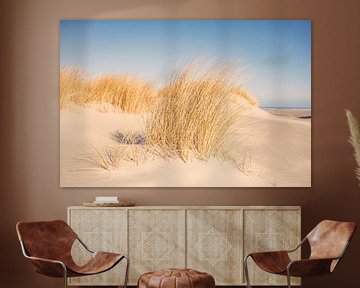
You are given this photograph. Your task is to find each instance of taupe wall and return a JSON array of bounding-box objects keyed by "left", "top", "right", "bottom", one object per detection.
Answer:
[{"left": 1, "top": 0, "right": 360, "bottom": 287}]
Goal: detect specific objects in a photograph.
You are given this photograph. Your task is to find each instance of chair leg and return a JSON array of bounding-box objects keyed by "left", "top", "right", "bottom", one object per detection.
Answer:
[
  {"left": 123, "top": 255, "right": 130, "bottom": 288},
  {"left": 62, "top": 265, "right": 68, "bottom": 288},
  {"left": 244, "top": 255, "right": 252, "bottom": 288},
  {"left": 286, "top": 269, "right": 291, "bottom": 288}
]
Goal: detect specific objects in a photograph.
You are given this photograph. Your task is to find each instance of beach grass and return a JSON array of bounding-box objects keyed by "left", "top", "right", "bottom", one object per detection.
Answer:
[
  {"left": 86, "top": 76, "right": 156, "bottom": 113},
  {"left": 145, "top": 63, "right": 244, "bottom": 162},
  {"left": 60, "top": 67, "right": 156, "bottom": 113},
  {"left": 61, "top": 63, "right": 257, "bottom": 171},
  {"left": 60, "top": 67, "right": 85, "bottom": 109},
  {"left": 232, "top": 87, "right": 259, "bottom": 107}
]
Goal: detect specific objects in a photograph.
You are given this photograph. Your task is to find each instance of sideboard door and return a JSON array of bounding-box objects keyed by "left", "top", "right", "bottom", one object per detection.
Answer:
[
  {"left": 243, "top": 208, "right": 301, "bottom": 286},
  {"left": 128, "top": 209, "right": 186, "bottom": 284},
  {"left": 186, "top": 209, "right": 243, "bottom": 285},
  {"left": 68, "top": 208, "right": 128, "bottom": 286}
]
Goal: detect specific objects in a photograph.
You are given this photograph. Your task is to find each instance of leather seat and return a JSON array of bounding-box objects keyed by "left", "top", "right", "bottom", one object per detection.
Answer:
[
  {"left": 16, "top": 220, "right": 129, "bottom": 287},
  {"left": 244, "top": 220, "right": 357, "bottom": 288}
]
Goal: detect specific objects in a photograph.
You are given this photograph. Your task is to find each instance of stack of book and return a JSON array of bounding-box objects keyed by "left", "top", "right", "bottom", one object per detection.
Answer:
[
  {"left": 83, "top": 196, "right": 135, "bottom": 207},
  {"left": 93, "top": 196, "right": 119, "bottom": 204}
]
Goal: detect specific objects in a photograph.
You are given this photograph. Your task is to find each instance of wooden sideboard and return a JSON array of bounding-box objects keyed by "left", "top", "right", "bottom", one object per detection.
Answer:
[{"left": 67, "top": 206, "right": 301, "bottom": 286}]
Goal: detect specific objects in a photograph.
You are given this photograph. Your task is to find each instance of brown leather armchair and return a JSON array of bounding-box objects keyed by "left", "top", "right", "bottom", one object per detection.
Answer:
[
  {"left": 244, "top": 220, "right": 356, "bottom": 288},
  {"left": 16, "top": 220, "right": 129, "bottom": 288}
]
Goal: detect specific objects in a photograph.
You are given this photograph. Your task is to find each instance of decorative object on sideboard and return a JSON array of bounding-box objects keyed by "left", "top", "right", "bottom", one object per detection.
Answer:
[
  {"left": 244, "top": 220, "right": 357, "bottom": 288},
  {"left": 16, "top": 220, "right": 129, "bottom": 288},
  {"left": 346, "top": 109, "right": 360, "bottom": 185},
  {"left": 83, "top": 201, "right": 136, "bottom": 207},
  {"left": 94, "top": 196, "right": 119, "bottom": 203},
  {"left": 83, "top": 196, "right": 135, "bottom": 207}
]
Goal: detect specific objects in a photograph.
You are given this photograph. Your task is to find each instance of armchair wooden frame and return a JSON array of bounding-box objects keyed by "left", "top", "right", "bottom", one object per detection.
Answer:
[
  {"left": 244, "top": 220, "right": 356, "bottom": 288},
  {"left": 16, "top": 220, "right": 129, "bottom": 288}
]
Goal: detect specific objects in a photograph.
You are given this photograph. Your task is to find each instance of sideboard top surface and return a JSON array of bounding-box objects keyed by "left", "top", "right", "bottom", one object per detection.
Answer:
[{"left": 68, "top": 205, "right": 301, "bottom": 210}]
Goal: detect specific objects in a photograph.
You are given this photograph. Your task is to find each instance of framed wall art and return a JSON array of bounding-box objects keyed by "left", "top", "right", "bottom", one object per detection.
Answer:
[{"left": 60, "top": 20, "right": 311, "bottom": 187}]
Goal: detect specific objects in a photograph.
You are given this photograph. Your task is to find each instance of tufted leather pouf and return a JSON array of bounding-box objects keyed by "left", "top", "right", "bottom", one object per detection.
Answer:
[{"left": 138, "top": 268, "right": 215, "bottom": 288}]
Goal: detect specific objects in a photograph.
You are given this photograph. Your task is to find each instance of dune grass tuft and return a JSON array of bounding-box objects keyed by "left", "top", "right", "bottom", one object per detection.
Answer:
[
  {"left": 145, "top": 63, "right": 245, "bottom": 162},
  {"left": 92, "top": 144, "right": 150, "bottom": 170},
  {"left": 85, "top": 76, "right": 156, "bottom": 113},
  {"left": 60, "top": 67, "right": 156, "bottom": 113},
  {"left": 232, "top": 87, "right": 259, "bottom": 106},
  {"left": 60, "top": 67, "right": 86, "bottom": 109}
]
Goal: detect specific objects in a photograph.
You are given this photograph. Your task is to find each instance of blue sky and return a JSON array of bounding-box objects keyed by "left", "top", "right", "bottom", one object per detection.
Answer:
[{"left": 60, "top": 20, "right": 311, "bottom": 108}]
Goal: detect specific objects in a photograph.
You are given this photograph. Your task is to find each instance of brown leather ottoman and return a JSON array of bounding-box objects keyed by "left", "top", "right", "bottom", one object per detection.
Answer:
[{"left": 138, "top": 268, "right": 215, "bottom": 288}]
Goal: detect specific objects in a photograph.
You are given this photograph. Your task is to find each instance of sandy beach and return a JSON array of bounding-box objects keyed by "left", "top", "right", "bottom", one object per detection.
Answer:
[
  {"left": 60, "top": 103, "right": 311, "bottom": 187},
  {"left": 264, "top": 108, "right": 311, "bottom": 121}
]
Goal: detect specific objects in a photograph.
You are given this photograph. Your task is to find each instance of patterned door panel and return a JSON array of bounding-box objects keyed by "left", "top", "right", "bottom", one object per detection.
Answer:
[
  {"left": 128, "top": 209, "right": 186, "bottom": 284},
  {"left": 187, "top": 209, "right": 243, "bottom": 285},
  {"left": 244, "top": 209, "right": 301, "bottom": 286},
  {"left": 68, "top": 209, "right": 127, "bottom": 286}
]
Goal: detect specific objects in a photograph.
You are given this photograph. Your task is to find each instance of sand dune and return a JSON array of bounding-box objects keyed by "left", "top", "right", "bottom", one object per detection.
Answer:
[{"left": 60, "top": 103, "right": 311, "bottom": 187}]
